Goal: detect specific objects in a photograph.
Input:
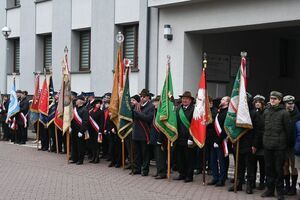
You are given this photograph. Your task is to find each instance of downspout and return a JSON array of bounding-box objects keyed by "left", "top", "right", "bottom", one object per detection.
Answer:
[{"left": 145, "top": 7, "right": 150, "bottom": 89}]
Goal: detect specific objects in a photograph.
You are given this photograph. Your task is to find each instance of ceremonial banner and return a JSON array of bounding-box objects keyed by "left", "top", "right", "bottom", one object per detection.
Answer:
[
  {"left": 224, "top": 55, "right": 253, "bottom": 143},
  {"left": 38, "top": 77, "right": 49, "bottom": 116},
  {"left": 118, "top": 67, "right": 133, "bottom": 140},
  {"left": 6, "top": 83, "right": 20, "bottom": 122},
  {"left": 47, "top": 76, "right": 56, "bottom": 126},
  {"left": 30, "top": 74, "right": 40, "bottom": 112},
  {"left": 155, "top": 62, "right": 178, "bottom": 142},
  {"left": 190, "top": 67, "right": 212, "bottom": 148}
]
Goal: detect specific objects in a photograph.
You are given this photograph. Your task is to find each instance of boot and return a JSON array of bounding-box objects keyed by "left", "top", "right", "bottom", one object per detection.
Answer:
[
  {"left": 287, "top": 174, "right": 298, "bottom": 196},
  {"left": 89, "top": 151, "right": 96, "bottom": 163},
  {"left": 94, "top": 149, "right": 100, "bottom": 163},
  {"left": 257, "top": 181, "right": 265, "bottom": 190},
  {"left": 228, "top": 181, "right": 242, "bottom": 192},
  {"left": 246, "top": 181, "right": 253, "bottom": 194},
  {"left": 283, "top": 174, "right": 290, "bottom": 195}
]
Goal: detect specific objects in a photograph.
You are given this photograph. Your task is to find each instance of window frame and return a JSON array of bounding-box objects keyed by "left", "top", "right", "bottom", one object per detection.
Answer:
[
  {"left": 79, "top": 31, "right": 91, "bottom": 71},
  {"left": 13, "top": 39, "right": 20, "bottom": 73},
  {"left": 123, "top": 24, "right": 139, "bottom": 71},
  {"left": 43, "top": 35, "right": 52, "bottom": 69}
]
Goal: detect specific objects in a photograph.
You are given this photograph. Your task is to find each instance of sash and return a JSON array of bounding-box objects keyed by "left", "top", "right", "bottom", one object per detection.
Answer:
[
  {"left": 152, "top": 112, "right": 160, "bottom": 133},
  {"left": 20, "top": 112, "right": 28, "bottom": 128},
  {"left": 9, "top": 117, "right": 18, "bottom": 130},
  {"left": 179, "top": 107, "right": 190, "bottom": 130},
  {"left": 98, "top": 132, "right": 103, "bottom": 143},
  {"left": 73, "top": 107, "right": 89, "bottom": 140},
  {"left": 214, "top": 113, "right": 228, "bottom": 157},
  {"left": 136, "top": 104, "right": 150, "bottom": 142},
  {"left": 89, "top": 116, "right": 99, "bottom": 133}
]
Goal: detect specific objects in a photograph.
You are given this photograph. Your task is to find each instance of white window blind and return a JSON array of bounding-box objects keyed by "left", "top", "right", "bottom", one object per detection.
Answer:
[
  {"left": 80, "top": 31, "right": 90, "bottom": 70},
  {"left": 44, "top": 35, "right": 52, "bottom": 69},
  {"left": 124, "top": 25, "right": 138, "bottom": 69},
  {"left": 14, "top": 39, "right": 20, "bottom": 73}
]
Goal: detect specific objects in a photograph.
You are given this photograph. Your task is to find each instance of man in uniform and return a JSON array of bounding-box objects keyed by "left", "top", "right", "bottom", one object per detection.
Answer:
[
  {"left": 173, "top": 91, "right": 195, "bottom": 183},
  {"left": 16, "top": 90, "right": 29, "bottom": 144},
  {"left": 71, "top": 94, "right": 89, "bottom": 165},
  {"left": 261, "top": 91, "right": 291, "bottom": 200},
  {"left": 131, "top": 89, "right": 154, "bottom": 176}
]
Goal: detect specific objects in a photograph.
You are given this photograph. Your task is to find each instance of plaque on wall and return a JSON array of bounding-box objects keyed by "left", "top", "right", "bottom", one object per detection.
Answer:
[
  {"left": 230, "top": 56, "right": 250, "bottom": 77},
  {"left": 206, "top": 54, "right": 230, "bottom": 82}
]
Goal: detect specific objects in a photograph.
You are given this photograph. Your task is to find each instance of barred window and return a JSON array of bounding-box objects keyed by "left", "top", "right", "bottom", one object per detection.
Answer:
[
  {"left": 14, "top": 39, "right": 20, "bottom": 73},
  {"left": 44, "top": 35, "right": 52, "bottom": 69},
  {"left": 79, "top": 31, "right": 91, "bottom": 71},
  {"left": 15, "top": 0, "right": 20, "bottom": 6},
  {"left": 123, "top": 25, "right": 138, "bottom": 70}
]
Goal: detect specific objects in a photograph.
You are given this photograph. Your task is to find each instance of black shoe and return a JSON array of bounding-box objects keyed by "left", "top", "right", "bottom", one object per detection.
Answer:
[
  {"left": 246, "top": 183, "right": 253, "bottom": 194},
  {"left": 277, "top": 195, "right": 285, "bottom": 200},
  {"left": 108, "top": 162, "right": 114, "bottom": 167},
  {"left": 194, "top": 169, "right": 201, "bottom": 175},
  {"left": 152, "top": 174, "right": 158, "bottom": 178},
  {"left": 89, "top": 160, "right": 95, "bottom": 163},
  {"left": 93, "top": 159, "right": 100, "bottom": 164},
  {"left": 228, "top": 185, "right": 242, "bottom": 192},
  {"left": 76, "top": 161, "right": 83, "bottom": 165},
  {"left": 261, "top": 190, "right": 274, "bottom": 197},
  {"left": 184, "top": 178, "right": 193, "bottom": 183},
  {"left": 207, "top": 180, "right": 218, "bottom": 185},
  {"left": 287, "top": 187, "right": 296, "bottom": 196},
  {"left": 131, "top": 171, "right": 141, "bottom": 175},
  {"left": 257, "top": 182, "right": 265, "bottom": 190},
  {"left": 70, "top": 160, "right": 77, "bottom": 164},
  {"left": 141, "top": 172, "right": 148, "bottom": 176},
  {"left": 115, "top": 164, "right": 121, "bottom": 168},
  {"left": 155, "top": 175, "right": 166, "bottom": 180},
  {"left": 215, "top": 181, "right": 225, "bottom": 187},
  {"left": 173, "top": 175, "right": 185, "bottom": 181}
]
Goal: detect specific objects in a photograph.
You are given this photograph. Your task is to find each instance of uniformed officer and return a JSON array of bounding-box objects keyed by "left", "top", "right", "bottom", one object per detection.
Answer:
[{"left": 16, "top": 90, "right": 29, "bottom": 144}]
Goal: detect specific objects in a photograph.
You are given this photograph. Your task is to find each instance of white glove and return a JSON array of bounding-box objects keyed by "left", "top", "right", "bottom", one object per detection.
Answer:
[
  {"left": 187, "top": 139, "right": 194, "bottom": 146},
  {"left": 78, "top": 132, "right": 83, "bottom": 138},
  {"left": 157, "top": 141, "right": 162, "bottom": 145},
  {"left": 213, "top": 142, "right": 219, "bottom": 148}
]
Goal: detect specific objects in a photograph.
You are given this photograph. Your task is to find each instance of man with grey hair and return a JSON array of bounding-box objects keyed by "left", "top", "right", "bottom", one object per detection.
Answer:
[{"left": 261, "top": 91, "right": 291, "bottom": 200}]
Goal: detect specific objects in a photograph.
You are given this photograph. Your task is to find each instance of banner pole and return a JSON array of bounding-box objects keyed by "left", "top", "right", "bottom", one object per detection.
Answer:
[
  {"left": 48, "top": 126, "right": 51, "bottom": 152},
  {"left": 66, "top": 130, "right": 70, "bottom": 164},
  {"left": 130, "top": 135, "right": 134, "bottom": 175},
  {"left": 234, "top": 140, "right": 240, "bottom": 193},
  {"left": 36, "top": 121, "right": 40, "bottom": 150},
  {"left": 122, "top": 139, "right": 125, "bottom": 169},
  {"left": 202, "top": 147, "right": 206, "bottom": 185},
  {"left": 167, "top": 140, "right": 171, "bottom": 180},
  {"left": 55, "top": 126, "right": 59, "bottom": 154}
]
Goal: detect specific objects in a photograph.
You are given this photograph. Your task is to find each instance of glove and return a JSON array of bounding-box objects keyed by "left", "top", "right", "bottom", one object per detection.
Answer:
[
  {"left": 157, "top": 141, "right": 162, "bottom": 145},
  {"left": 187, "top": 139, "right": 194, "bottom": 146},
  {"left": 78, "top": 132, "right": 83, "bottom": 138},
  {"left": 213, "top": 142, "right": 219, "bottom": 148}
]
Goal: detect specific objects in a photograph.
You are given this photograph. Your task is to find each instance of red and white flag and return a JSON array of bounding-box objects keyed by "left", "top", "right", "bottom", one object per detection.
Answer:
[{"left": 190, "top": 68, "right": 212, "bottom": 148}]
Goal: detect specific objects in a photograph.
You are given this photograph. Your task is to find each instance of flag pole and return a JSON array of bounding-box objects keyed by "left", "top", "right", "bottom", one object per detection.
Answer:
[
  {"left": 122, "top": 139, "right": 125, "bottom": 169},
  {"left": 12, "top": 73, "right": 17, "bottom": 146},
  {"left": 55, "top": 126, "right": 59, "bottom": 154},
  {"left": 234, "top": 140, "right": 240, "bottom": 193},
  {"left": 167, "top": 140, "right": 171, "bottom": 180},
  {"left": 66, "top": 130, "right": 70, "bottom": 163},
  {"left": 37, "top": 121, "right": 40, "bottom": 150},
  {"left": 202, "top": 52, "right": 208, "bottom": 185}
]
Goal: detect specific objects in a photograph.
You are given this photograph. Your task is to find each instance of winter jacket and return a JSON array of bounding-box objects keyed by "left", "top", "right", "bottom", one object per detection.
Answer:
[
  {"left": 176, "top": 104, "right": 194, "bottom": 146},
  {"left": 294, "top": 121, "right": 300, "bottom": 156},
  {"left": 263, "top": 104, "right": 291, "bottom": 150}
]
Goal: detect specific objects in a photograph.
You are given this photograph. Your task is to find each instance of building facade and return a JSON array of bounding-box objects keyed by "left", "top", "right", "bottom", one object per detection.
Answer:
[{"left": 1, "top": 0, "right": 300, "bottom": 99}]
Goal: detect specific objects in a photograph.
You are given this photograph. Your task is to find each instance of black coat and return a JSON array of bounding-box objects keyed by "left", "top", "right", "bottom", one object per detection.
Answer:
[
  {"left": 16, "top": 97, "right": 29, "bottom": 126},
  {"left": 206, "top": 106, "right": 218, "bottom": 147},
  {"left": 132, "top": 101, "right": 154, "bottom": 142},
  {"left": 250, "top": 109, "right": 265, "bottom": 151},
  {"left": 89, "top": 107, "right": 105, "bottom": 134},
  {"left": 211, "top": 107, "right": 228, "bottom": 146},
  {"left": 263, "top": 104, "right": 291, "bottom": 150},
  {"left": 176, "top": 104, "right": 194, "bottom": 146},
  {"left": 71, "top": 105, "right": 89, "bottom": 134}
]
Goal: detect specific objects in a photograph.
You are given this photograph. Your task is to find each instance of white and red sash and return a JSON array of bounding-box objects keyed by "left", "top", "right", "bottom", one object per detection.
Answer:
[
  {"left": 73, "top": 107, "right": 82, "bottom": 126},
  {"left": 214, "top": 114, "right": 228, "bottom": 157},
  {"left": 89, "top": 116, "right": 99, "bottom": 133},
  {"left": 9, "top": 117, "right": 18, "bottom": 130},
  {"left": 20, "top": 112, "right": 28, "bottom": 128}
]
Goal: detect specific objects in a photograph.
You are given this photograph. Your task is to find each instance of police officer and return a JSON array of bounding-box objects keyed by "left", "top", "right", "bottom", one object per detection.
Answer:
[{"left": 17, "top": 91, "right": 29, "bottom": 144}]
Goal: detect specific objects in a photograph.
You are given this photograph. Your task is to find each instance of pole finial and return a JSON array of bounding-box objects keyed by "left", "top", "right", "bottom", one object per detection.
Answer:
[
  {"left": 64, "top": 46, "right": 68, "bottom": 54},
  {"left": 203, "top": 52, "right": 207, "bottom": 68},
  {"left": 241, "top": 51, "right": 247, "bottom": 58},
  {"left": 167, "top": 55, "right": 171, "bottom": 64},
  {"left": 116, "top": 32, "right": 124, "bottom": 45},
  {"left": 12, "top": 72, "right": 16, "bottom": 79}
]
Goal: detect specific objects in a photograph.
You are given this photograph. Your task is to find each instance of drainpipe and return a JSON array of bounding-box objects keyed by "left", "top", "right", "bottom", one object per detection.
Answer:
[{"left": 145, "top": 7, "right": 150, "bottom": 89}]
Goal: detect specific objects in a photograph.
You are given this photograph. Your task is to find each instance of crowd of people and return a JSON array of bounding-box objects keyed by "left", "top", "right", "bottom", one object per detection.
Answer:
[{"left": 1, "top": 89, "right": 300, "bottom": 200}]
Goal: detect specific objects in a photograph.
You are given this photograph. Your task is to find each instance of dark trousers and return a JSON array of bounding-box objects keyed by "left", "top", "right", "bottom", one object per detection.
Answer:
[
  {"left": 254, "top": 154, "right": 265, "bottom": 184},
  {"left": 194, "top": 147, "right": 203, "bottom": 170},
  {"left": 125, "top": 134, "right": 135, "bottom": 166},
  {"left": 237, "top": 151, "right": 255, "bottom": 184},
  {"left": 71, "top": 131, "right": 86, "bottom": 162},
  {"left": 176, "top": 145, "right": 196, "bottom": 179},
  {"left": 108, "top": 134, "right": 121, "bottom": 165},
  {"left": 134, "top": 140, "right": 150, "bottom": 174},
  {"left": 40, "top": 125, "right": 49, "bottom": 150},
  {"left": 88, "top": 129, "right": 98, "bottom": 157},
  {"left": 155, "top": 145, "right": 167, "bottom": 177},
  {"left": 2, "top": 122, "right": 10, "bottom": 140},
  {"left": 264, "top": 149, "right": 285, "bottom": 195},
  {"left": 210, "top": 147, "right": 227, "bottom": 183},
  {"left": 101, "top": 133, "right": 109, "bottom": 157}
]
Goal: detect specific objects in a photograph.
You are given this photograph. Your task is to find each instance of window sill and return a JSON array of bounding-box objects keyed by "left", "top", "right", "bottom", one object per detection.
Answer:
[
  {"left": 7, "top": 73, "right": 20, "bottom": 75},
  {"left": 70, "top": 71, "right": 91, "bottom": 74},
  {"left": 35, "top": 0, "right": 52, "bottom": 4},
  {"left": 6, "top": 5, "right": 21, "bottom": 10},
  {"left": 112, "top": 68, "right": 139, "bottom": 73}
]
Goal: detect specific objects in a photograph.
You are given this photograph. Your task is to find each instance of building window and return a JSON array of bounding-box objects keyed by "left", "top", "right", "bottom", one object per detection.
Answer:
[
  {"left": 123, "top": 25, "right": 138, "bottom": 70},
  {"left": 15, "top": 0, "right": 20, "bottom": 6},
  {"left": 14, "top": 39, "right": 20, "bottom": 73},
  {"left": 79, "top": 31, "right": 91, "bottom": 71},
  {"left": 44, "top": 35, "right": 52, "bottom": 69}
]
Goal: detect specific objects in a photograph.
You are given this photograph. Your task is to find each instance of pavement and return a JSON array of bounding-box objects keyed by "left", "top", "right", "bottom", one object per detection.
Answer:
[{"left": 0, "top": 136, "right": 299, "bottom": 199}]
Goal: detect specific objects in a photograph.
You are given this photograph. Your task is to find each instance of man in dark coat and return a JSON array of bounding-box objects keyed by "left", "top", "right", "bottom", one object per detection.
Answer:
[
  {"left": 261, "top": 91, "right": 291, "bottom": 200},
  {"left": 71, "top": 94, "right": 89, "bottom": 165},
  {"left": 0, "top": 95, "right": 10, "bottom": 141},
  {"left": 132, "top": 89, "right": 154, "bottom": 176},
  {"left": 282, "top": 95, "right": 300, "bottom": 196},
  {"left": 16, "top": 91, "right": 29, "bottom": 144},
  {"left": 173, "top": 91, "right": 195, "bottom": 183},
  {"left": 208, "top": 96, "right": 230, "bottom": 187}
]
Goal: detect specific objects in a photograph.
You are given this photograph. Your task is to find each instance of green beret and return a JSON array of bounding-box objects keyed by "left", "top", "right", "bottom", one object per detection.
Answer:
[{"left": 270, "top": 91, "right": 283, "bottom": 99}]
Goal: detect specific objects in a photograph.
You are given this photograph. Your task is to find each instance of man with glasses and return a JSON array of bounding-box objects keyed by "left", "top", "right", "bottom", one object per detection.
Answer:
[{"left": 261, "top": 91, "right": 291, "bottom": 200}]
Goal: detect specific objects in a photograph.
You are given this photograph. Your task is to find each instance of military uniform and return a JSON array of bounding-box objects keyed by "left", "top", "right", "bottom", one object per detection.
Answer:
[{"left": 16, "top": 96, "right": 29, "bottom": 144}]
